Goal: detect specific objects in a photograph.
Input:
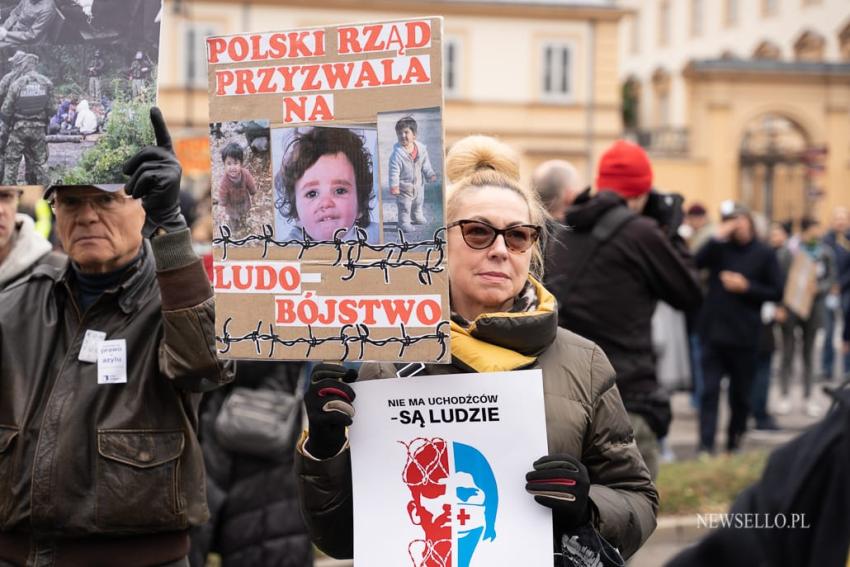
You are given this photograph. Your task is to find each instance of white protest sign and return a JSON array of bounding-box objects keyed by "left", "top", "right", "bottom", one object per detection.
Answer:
[{"left": 349, "top": 369, "right": 552, "bottom": 567}]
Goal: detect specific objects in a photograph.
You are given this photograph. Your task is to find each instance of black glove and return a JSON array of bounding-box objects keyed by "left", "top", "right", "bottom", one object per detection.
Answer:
[
  {"left": 123, "top": 107, "right": 186, "bottom": 237},
  {"left": 304, "top": 364, "right": 358, "bottom": 459},
  {"left": 525, "top": 454, "right": 591, "bottom": 529}
]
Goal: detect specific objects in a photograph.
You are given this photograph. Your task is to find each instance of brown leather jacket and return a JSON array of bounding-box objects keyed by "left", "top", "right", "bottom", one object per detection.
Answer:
[
  {"left": 0, "top": 229, "right": 233, "bottom": 563},
  {"left": 297, "top": 312, "right": 658, "bottom": 560}
]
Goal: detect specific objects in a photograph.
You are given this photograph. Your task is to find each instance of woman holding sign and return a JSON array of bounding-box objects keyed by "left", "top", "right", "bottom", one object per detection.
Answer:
[{"left": 296, "top": 136, "right": 657, "bottom": 565}]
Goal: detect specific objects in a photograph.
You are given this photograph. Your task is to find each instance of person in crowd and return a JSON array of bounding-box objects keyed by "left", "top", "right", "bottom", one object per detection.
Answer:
[
  {"left": 296, "top": 135, "right": 658, "bottom": 565},
  {"left": 696, "top": 203, "right": 783, "bottom": 454},
  {"left": 545, "top": 140, "right": 702, "bottom": 478},
  {"left": 387, "top": 115, "right": 437, "bottom": 234},
  {"left": 217, "top": 141, "right": 256, "bottom": 232},
  {"left": 776, "top": 217, "right": 836, "bottom": 417},
  {"left": 190, "top": 361, "right": 313, "bottom": 567},
  {"left": 1, "top": 52, "right": 52, "bottom": 186},
  {"left": 531, "top": 159, "right": 582, "bottom": 223},
  {"left": 0, "top": 108, "right": 234, "bottom": 565},
  {"left": 88, "top": 49, "right": 104, "bottom": 100},
  {"left": 750, "top": 219, "right": 788, "bottom": 432},
  {"left": 0, "top": 50, "right": 26, "bottom": 182},
  {"left": 821, "top": 207, "right": 850, "bottom": 381},
  {"left": 274, "top": 126, "right": 377, "bottom": 242},
  {"left": 0, "top": 185, "right": 59, "bottom": 289},
  {"left": 74, "top": 98, "right": 98, "bottom": 136},
  {"left": 47, "top": 97, "right": 69, "bottom": 134},
  {"left": 0, "top": 0, "right": 58, "bottom": 48},
  {"left": 129, "top": 51, "right": 150, "bottom": 98},
  {"left": 681, "top": 203, "right": 713, "bottom": 252},
  {"left": 680, "top": 202, "right": 712, "bottom": 410},
  {"left": 60, "top": 97, "right": 78, "bottom": 133}
]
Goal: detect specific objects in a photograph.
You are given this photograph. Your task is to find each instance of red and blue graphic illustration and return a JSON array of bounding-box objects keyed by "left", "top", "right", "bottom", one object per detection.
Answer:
[{"left": 400, "top": 437, "right": 499, "bottom": 567}]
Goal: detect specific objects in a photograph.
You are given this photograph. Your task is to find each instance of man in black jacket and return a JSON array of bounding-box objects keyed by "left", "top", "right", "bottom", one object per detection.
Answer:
[
  {"left": 545, "top": 140, "right": 702, "bottom": 478},
  {"left": 696, "top": 203, "right": 783, "bottom": 453}
]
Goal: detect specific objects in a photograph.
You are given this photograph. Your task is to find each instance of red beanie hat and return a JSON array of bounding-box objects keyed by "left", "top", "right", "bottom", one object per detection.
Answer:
[{"left": 595, "top": 140, "right": 653, "bottom": 198}]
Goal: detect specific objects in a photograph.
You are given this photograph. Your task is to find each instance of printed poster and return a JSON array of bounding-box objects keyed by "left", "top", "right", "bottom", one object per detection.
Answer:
[
  {"left": 206, "top": 18, "right": 450, "bottom": 362},
  {"left": 0, "top": 0, "right": 162, "bottom": 186},
  {"left": 783, "top": 251, "right": 818, "bottom": 320},
  {"left": 349, "top": 370, "right": 552, "bottom": 566}
]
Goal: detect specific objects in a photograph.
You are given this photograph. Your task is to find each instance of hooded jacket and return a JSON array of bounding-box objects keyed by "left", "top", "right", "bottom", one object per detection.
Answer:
[
  {"left": 296, "top": 279, "right": 658, "bottom": 561},
  {"left": 74, "top": 100, "right": 98, "bottom": 135},
  {"left": 0, "top": 213, "right": 53, "bottom": 290},
  {"left": 545, "top": 190, "right": 701, "bottom": 403}
]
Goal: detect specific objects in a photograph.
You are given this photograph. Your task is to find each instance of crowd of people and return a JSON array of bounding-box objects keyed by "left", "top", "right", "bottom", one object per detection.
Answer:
[{"left": 0, "top": 104, "right": 847, "bottom": 566}]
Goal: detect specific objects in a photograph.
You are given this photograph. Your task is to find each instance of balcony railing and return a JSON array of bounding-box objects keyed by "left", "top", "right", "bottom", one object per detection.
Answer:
[{"left": 625, "top": 127, "right": 690, "bottom": 157}]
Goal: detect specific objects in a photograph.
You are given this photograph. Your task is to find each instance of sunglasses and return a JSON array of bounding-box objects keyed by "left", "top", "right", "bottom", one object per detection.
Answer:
[{"left": 447, "top": 219, "right": 541, "bottom": 253}]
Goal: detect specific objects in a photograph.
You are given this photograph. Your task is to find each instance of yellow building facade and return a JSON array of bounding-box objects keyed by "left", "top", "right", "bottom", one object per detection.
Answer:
[
  {"left": 158, "top": 0, "right": 627, "bottom": 189},
  {"left": 620, "top": 0, "right": 850, "bottom": 223}
]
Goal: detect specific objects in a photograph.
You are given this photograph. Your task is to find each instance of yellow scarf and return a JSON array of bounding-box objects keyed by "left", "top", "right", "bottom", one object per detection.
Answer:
[{"left": 449, "top": 276, "right": 558, "bottom": 373}]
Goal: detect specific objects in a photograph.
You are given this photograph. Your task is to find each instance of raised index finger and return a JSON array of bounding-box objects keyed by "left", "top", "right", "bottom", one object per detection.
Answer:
[{"left": 150, "top": 107, "right": 173, "bottom": 153}]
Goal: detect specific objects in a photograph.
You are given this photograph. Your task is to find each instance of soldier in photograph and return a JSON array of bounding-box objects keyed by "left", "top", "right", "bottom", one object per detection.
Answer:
[{"left": 1, "top": 52, "right": 52, "bottom": 185}]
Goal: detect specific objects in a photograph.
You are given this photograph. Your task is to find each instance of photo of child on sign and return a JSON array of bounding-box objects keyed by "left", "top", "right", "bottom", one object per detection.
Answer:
[
  {"left": 210, "top": 120, "right": 273, "bottom": 242},
  {"left": 272, "top": 125, "right": 380, "bottom": 243},
  {"left": 379, "top": 107, "right": 444, "bottom": 242}
]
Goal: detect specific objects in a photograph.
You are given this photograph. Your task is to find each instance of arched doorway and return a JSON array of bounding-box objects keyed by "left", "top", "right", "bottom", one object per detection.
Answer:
[{"left": 739, "top": 114, "right": 823, "bottom": 221}]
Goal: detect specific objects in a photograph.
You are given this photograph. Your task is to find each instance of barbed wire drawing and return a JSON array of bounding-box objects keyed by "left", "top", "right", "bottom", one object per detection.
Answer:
[
  {"left": 217, "top": 318, "right": 451, "bottom": 361},
  {"left": 213, "top": 224, "right": 446, "bottom": 284}
]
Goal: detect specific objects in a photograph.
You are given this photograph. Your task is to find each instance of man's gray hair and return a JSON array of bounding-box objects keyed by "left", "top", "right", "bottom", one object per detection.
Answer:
[{"left": 532, "top": 160, "right": 580, "bottom": 214}]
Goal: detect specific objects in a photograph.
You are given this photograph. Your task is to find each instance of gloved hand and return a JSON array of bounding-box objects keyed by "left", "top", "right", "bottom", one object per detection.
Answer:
[
  {"left": 123, "top": 107, "right": 186, "bottom": 237},
  {"left": 525, "top": 454, "right": 591, "bottom": 529},
  {"left": 304, "top": 364, "right": 358, "bottom": 459}
]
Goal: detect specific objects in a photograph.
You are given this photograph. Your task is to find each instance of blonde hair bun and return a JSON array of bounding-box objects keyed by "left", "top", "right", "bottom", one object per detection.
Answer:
[{"left": 446, "top": 135, "right": 520, "bottom": 184}]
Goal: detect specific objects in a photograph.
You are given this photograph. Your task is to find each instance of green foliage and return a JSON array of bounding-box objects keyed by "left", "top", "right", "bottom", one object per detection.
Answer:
[
  {"left": 58, "top": 95, "right": 155, "bottom": 185},
  {"left": 656, "top": 450, "right": 769, "bottom": 515}
]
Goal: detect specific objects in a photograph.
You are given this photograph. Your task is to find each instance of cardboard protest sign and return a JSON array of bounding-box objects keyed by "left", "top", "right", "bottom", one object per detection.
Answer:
[
  {"left": 206, "top": 18, "right": 450, "bottom": 362},
  {"left": 348, "top": 370, "right": 552, "bottom": 566},
  {"left": 0, "top": 0, "right": 161, "bottom": 186},
  {"left": 783, "top": 251, "right": 818, "bottom": 320}
]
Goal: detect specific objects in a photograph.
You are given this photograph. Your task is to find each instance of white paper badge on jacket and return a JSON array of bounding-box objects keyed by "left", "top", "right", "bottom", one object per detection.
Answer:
[
  {"left": 79, "top": 330, "right": 106, "bottom": 363},
  {"left": 97, "top": 339, "right": 127, "bottom": 384}
]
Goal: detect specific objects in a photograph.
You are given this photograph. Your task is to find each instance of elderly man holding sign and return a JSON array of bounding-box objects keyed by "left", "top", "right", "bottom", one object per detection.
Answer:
[
  {"left": 296, "top": 136, "right": 657, "bottom": 566},
  {"left": 0, "top": 109, "right": 233, "bottom": 566}
]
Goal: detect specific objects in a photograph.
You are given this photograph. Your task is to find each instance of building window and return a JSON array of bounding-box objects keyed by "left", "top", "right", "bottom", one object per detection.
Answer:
[
  {"left": 444, "top": 36, "right": 462, "bottom": 98},
  {"left": 540, "top": 42, "right": 573, "bottom": 102},
  {"left": 658, "top": 0, "right": 670, "bottom": 47},
  {"left": 725, "top": 0, "right": 739, "bottom": 27},
  {"left": 186, "top": 23, "right": 219, "bottom": 88},
  {"left": 762, "top": 0, "right": 779, "bottom": 17},
  {"left": 631, "top": 13, "right": 640, "bottom": 54},
  {"left": 691, "top": 0, "right": 704, "bottom": 37},
  {"left": 753, "top": 40, "right": 782, "bottom": 60},
  {"left": 652, "top": 67, "right": 671, "bottom": 128},
  {"left": 794, "top": 30, "right": 825, "bottom": 61}
]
